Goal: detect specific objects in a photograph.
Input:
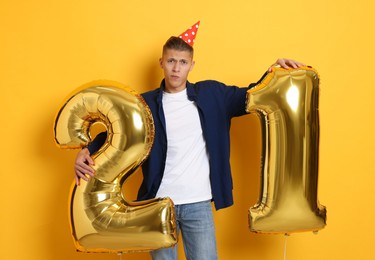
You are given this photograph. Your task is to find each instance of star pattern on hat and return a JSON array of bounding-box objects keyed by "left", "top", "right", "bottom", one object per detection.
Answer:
[{"left": 178, "top": 21, "right": 200, "bottom": 46}]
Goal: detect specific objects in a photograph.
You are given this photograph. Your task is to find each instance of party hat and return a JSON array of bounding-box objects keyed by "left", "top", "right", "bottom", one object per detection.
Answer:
[{"left": 178, "top": 21, "right": 200, "bottom": 46}]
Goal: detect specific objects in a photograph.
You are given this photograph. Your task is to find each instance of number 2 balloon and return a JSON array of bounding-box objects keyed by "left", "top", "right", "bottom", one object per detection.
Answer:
[{"left": 54, "top": 80, "right": 177, "bottom": 253}]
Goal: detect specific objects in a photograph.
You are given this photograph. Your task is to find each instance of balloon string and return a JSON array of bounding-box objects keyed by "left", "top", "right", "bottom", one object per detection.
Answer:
[{"left": 284, "top": 234, "right": 289, "bottom": 260}]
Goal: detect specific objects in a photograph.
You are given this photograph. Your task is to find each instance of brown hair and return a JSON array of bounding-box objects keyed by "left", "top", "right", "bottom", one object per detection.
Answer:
[{"left": 162, "top": 36, "right": 194, "bottom": 56}]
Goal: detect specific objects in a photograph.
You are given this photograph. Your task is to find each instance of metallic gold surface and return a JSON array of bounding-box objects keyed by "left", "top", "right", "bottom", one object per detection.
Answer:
[
  {"left": 246, "top": 67, "right": 327, "bottom": 234},
  {"left": 54, "top": 80, "right": 177, "bottom": 252}
]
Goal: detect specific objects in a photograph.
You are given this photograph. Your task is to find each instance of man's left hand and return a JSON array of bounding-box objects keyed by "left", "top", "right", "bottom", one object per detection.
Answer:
[{"left": 268, "top": 58, "right": 306, "bottom": 72}]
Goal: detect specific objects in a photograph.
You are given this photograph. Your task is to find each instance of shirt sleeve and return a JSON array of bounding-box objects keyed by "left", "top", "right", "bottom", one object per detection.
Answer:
[
  {"left": 86, "top": 131, "right": 107, "bottom": 154},
  {"left": 248, "top": 71, "right": 268, "bottom": 89}
]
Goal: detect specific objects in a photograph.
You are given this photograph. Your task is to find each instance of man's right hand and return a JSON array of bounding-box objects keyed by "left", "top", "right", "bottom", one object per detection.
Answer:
[{"left": 74, "top": 148, "right": 95, "bottom": 185}]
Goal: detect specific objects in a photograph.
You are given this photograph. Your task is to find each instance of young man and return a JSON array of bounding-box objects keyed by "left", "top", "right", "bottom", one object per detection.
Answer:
[{"left": 74, "top": 34, "right": 304, "bottom": 259}]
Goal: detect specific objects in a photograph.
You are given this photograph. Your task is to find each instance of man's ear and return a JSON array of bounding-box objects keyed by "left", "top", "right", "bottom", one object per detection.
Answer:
[
  {"left": 190, "top": 60, "right": 195, "bottom": 72},
  {"left": 159, "top": 58, "right": 163, "bottom": 68}
]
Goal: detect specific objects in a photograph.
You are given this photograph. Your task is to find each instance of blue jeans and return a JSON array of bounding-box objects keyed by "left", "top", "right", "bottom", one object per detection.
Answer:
[{"left": 150, "top": 200, "right": 218, "bottom": 260}]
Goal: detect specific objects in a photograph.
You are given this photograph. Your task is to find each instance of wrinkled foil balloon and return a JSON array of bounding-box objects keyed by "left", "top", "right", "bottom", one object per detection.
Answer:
[
  {"left": 54, "top": 80, "right": 177, "bottom": 253},
  {"left": 246, "top": 67, "right": 327, "bottom": 234}
]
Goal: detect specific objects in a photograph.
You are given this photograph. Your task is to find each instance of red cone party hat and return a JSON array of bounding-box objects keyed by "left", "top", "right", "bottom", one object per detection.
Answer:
[{"left": 179, "top": 21, "right": 200, "bottom": 46}]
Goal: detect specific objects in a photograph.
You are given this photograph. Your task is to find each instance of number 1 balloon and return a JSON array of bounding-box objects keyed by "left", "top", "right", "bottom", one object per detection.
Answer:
[
  {"left": 54, "top": 80, "right": 177, "bottom": 253},
  {"left": 246, "top": 67, "right": 327, "bottom": 234}
]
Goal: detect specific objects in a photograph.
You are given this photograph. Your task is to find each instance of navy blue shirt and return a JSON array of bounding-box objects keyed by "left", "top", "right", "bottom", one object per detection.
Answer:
[{"left": 88, "top": 77, "right": 264, "bottom": 210}]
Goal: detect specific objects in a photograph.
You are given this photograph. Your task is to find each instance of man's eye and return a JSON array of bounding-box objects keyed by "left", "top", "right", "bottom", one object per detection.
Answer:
[{"left": 180, "top": 60, "right": 187, "bottom": 65}]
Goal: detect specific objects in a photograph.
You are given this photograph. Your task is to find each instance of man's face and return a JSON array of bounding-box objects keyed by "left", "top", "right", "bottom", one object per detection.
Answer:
[{"left": 159, "top": 48, "right": 195, "bottom": 93}]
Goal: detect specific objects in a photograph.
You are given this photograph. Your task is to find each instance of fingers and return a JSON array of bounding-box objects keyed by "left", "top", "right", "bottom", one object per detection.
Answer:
[
  {"left": 75, "top": 164, "right": 94, "bottom": 177},
  {"left": 286, "top": 59, "right": 305, "bottom": 69},
  {"left": 269, "top": 58, "right": 306, "bottom": 72},
  {"left": 74, "top": 148, "right": 95, "bottom": 185},
  {"left": 75, "top": 162, "right": 95, "bottom": 182},
  {"left": 268, "top": 65, "right": 277, "bottom": 72},
  {"left": 75, "top": 175, "right": 80, "bottom": 186},
  {"left": 83, "top": 152, "right": 95, "bottom": 166},
  {"left": 86, "top": 155, "right": 94, "bottom": 166}
]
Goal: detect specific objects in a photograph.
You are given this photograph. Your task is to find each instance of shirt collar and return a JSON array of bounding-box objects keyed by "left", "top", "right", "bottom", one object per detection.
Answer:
[{"left": 157, "top": 79, "right": 197, "bottom": 102}]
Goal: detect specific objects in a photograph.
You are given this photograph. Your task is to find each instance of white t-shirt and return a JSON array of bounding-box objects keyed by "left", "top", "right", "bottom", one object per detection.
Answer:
[{"left": 155, "top": 89, "right": 212, "bottom": 205}]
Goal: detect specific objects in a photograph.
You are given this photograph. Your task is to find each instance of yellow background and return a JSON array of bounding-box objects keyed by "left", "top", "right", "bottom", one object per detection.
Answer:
[{"left": 1, "top": 0, "right": 374, "bottom": 259}]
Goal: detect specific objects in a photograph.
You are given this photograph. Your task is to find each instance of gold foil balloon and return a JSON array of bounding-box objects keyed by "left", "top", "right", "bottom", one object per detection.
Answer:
[
  {"left": 246, "top": 67, "right": 327, "bottom": 234},
  {"left": 54, "top": 80, "right": 177, "bottom": 253}
]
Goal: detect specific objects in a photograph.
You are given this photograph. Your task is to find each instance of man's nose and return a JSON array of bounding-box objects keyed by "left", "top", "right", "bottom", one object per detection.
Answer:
[{"left": 172, "top": 63, "right": 180, "bottom": 72}]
